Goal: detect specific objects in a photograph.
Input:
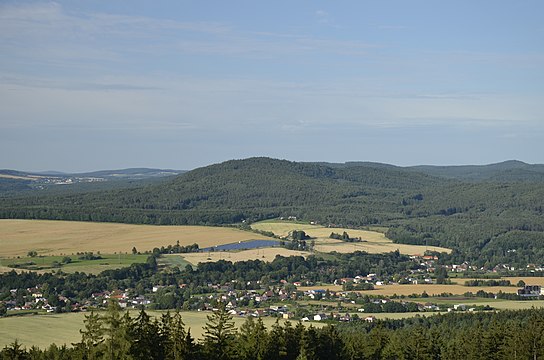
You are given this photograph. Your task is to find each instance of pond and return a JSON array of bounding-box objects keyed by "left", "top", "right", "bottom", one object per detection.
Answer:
[{"left": 201, "top": 239, "right": 280, "bottom": 252}]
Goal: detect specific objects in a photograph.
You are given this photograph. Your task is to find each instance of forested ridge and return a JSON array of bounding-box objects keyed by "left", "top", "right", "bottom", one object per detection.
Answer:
[{"left": 1, "top": 157, "right": 543, "bottom": 265}]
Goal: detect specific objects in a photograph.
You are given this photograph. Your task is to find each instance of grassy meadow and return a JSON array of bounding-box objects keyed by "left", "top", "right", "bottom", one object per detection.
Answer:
[
  {"left": 252, "top": 220, "right": 451, "bottom": 255},
  {"left": 0, "top": 219, "right": 275, "bottom": 257},
  {"left": 0, "top": 254, "right": 149, "bottom": 275},
  {"left": 0, "top": 311, "right": 323, "bottom": 349}
]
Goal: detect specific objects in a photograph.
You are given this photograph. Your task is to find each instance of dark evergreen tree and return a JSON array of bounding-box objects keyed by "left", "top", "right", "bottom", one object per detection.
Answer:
[
  {"left": 102, "top": 300, "right": 132, "bottom": 360},
  {"left": 1, "top": 340, "right": 29, "bottom": 360},
  {"left": 202, "top": 304, "right": 236, "bottom": 360},
  {"left": 76, "top": 310, "right": 104, "bottom": 360},
  {"left": 237, "top": 316, "right": 268, "bottom": 360},
  {"left": 129, "top": 308, "right": 163, "bottom": 360}
]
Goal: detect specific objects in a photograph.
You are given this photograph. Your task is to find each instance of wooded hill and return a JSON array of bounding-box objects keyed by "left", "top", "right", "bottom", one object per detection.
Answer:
[{"left": 1, "top": 157, "right": 543, "bottom": 266}]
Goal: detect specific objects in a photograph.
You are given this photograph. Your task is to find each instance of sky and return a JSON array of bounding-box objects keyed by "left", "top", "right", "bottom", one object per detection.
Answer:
[{"left": 1, "top": 1, "right": 543, "bottom": 172}]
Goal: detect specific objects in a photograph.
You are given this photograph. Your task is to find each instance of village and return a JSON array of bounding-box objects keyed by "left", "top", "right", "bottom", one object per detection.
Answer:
[{"left": 3, "top": 253, "right": 543, "bottom": 323}]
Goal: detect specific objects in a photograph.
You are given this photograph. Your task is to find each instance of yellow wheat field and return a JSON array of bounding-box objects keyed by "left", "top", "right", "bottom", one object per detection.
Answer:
[
  {"left": 298, "top": 283, "right": 519, "bottom": 296},
  {"left": 180, "top": 247, "right": 310, "bottom": 265},
  {"left": 498, "top": 277, "right": 544, "bottom": 286},
  {"left": 252, "top": 221, "right": 451, "bottom": 255},
  {"left": 0, "top": 220, "right": 274, "bottom": 257}
]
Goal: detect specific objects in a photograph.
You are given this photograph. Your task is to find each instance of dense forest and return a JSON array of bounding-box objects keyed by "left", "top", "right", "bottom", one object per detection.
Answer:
[
  {"left": 1, "top": 157, "right": 544, "bottom": 265},
  {"left": 3, "top": 303, "right": 544, "bottom": 360}
]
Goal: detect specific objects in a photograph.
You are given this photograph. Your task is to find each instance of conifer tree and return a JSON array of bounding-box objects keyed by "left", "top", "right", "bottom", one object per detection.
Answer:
[
  {"left": 77, "top": 310, "right": 104, "bottom": 360},
  {"left": 297, "top": 326, "right": 318, "bottom": 360},
  {"left": 237, "top": 316, "right": 268, "bottom": 360},
  {"left": 2, "top": 340, "right": 28, "bottom": 360},
  {"left": 317, "top": 325, "right": 344, "bottom": 360},
  {"left": 164, "top": 311, "right": 196, "bottom": 360},
  {"left": 129, "top": 308, "right": 164, "bottom": 360},
  {"left": 265, "top": 319, "right": 286, "bottom": 359},
  {"left": 202, "top": 304, "right": 236, "bottom": 360},
  {"left": 283, "top": 321, "right": 303, "bottom": 360},
  {"left": 102, "top": 300, "right": 132, "bottom": 360}
]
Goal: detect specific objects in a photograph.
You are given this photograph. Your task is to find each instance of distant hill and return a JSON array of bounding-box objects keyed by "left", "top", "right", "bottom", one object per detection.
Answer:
[
  {"left": 1, "top": 157, "right": 543, "bottom": 266},
  {"left": 0, "top": 168, "right": 185, "bottom": 195},
  {"left": 409, "top": 160, "right": 544, "bottom": 182},
  {"left": 76, "top": 168, "right": 183, "bottom": 179}
]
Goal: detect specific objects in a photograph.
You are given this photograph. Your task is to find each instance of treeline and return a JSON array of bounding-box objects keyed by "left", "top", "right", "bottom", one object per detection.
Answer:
[
  {"left": 2, "top": 157, "right": 544, "bottom": 265},
  {"left": 330, "top": 231, "right": 361, "bottom": 242},
  {"left": 464, "top": 279, "right": 512, "bottom": 287},
  {"left": 4, "top": 305, "right": 544, "bottom": 359},
  {"left": 153, "top": 242, "right": 200, "bottom": 255}
]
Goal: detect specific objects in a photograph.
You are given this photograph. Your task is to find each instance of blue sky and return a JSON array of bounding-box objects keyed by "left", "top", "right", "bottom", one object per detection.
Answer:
[{"left": 1, "top": 1, "right": 543, "bottom": 171}]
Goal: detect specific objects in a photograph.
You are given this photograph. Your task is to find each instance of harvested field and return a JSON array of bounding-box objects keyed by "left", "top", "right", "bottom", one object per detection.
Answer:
[
  {"left": 298, "top": 283, "right": 519, "bottom": 296},
  {"left": 500, "top": 277, "right": 544, "bottom": 286},
  {"left": 0, "top": 219, "right": 274, "bottom": 257},
  {"left": 180, "top": 247, "right": 310, "bottom": 265},
  {"left": 252, "top": 221, "right": 451, "bottom": 255},
  {"left": 313, "top": 241, "right": 450, "bottom": 255},
  {"left": 252, "top": 221, "right": 318, "bottom": 237}
]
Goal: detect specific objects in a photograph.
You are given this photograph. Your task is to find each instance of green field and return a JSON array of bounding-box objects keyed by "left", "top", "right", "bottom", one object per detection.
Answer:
[
  {"left": 7, "top": 300, "right": 540, "bottom": 349},
  {"left": 1, "top": 254, "right": 149, "bottom": 274},
  {"left": 158, "top": 254, "right": 193, "bottom": 269},
  {"left": 403, "top": 297, "right": 544, "bottom": 310},
  {"left": 0, "top": 311, "right": 323, "bottom": 349}
]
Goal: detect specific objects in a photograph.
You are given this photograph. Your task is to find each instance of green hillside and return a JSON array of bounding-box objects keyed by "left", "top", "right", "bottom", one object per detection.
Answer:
[
  {"left": 410, "top": 160, "right": 544, "bottom": 182},
  {"left": 1, "top": 157, "right": 543, "bottom": 266}
]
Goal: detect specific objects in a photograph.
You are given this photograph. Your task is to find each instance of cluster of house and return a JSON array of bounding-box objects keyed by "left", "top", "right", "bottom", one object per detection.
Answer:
[
  {"left": 2, "top": 287, "right": 157, "bottom": 314},
  {"left": 334, "top": 273, "right": 384, "bottom": 286},
  {"left": 3, "top": 287, "right": 74, "bottom": 313},
  {"left": 442, "top": 261, "right": 544, "bottom": 274},
  {"left": 91, "top": 290, "right": 151, "bottom": 308}
]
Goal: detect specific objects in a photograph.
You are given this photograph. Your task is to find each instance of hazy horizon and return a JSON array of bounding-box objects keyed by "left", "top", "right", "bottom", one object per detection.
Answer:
[
  {"left": 2, "top": 1, "right": 543, "bottom": 172},
  {"left": 4, "top": 157, "right": 542, "bottom": 175}
]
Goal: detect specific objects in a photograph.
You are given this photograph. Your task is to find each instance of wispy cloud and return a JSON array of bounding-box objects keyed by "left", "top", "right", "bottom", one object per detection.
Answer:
[
  {"left": 0, "top": 75, "right": 162, "bottom": 92},
  {"left": 315, "top": 10, "right": 330, "bottom": 24},
  {"left": 0, "top": 1, "right": 380, "bottom": 72}
]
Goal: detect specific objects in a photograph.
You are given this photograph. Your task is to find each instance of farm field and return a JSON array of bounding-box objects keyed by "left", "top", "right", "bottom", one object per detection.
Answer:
[
  {"left": 292, "top": 296, "right": 544, "bottom": 313},
  {"left": 252, "top": 221, "right": 330, "bottom": 238},
  {"left": 0, "top": 311, "right": 323, "bottom": 349},
  {"left": 349, "top": 311, "right": 447, "bottom": 320},
  {"left": 252, "top": 221, "right": 451, "bottom": 255},
  {"left": 0, "top": 219, "right": 275, "bottom": 257},
  {"left": 500, "top": 277, "right": 544, "bottom": 286},
  {"left": 1, "top": 254, "right": 149, "bottom": 275},
  {"left": 180, "top": 247, "right": 310, "bottom": 265},
  {"left": 298, "top": 283, "right": 519, "bottom": 296}
]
